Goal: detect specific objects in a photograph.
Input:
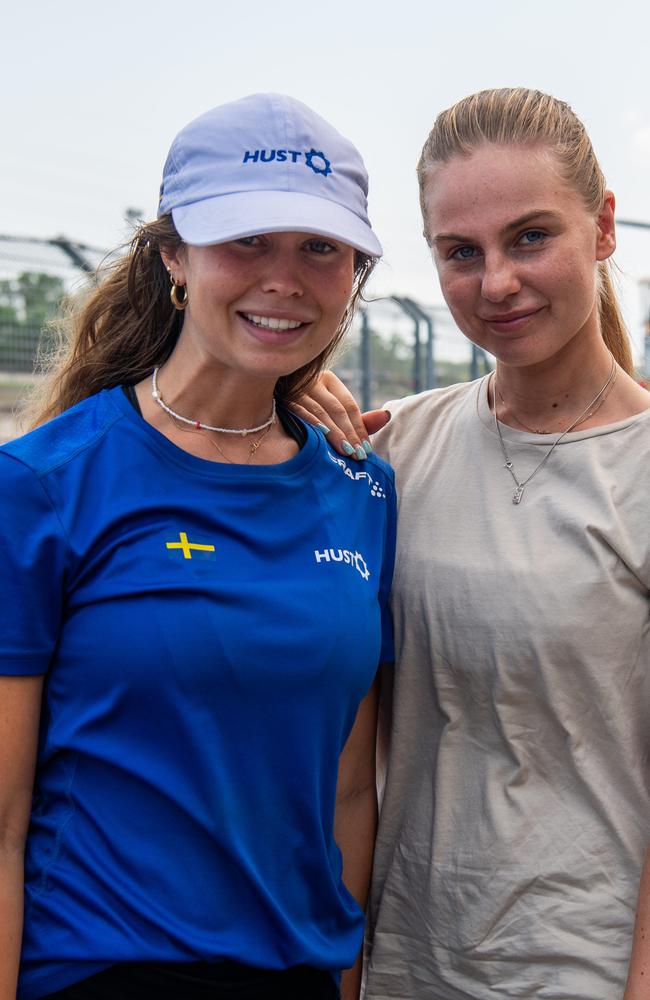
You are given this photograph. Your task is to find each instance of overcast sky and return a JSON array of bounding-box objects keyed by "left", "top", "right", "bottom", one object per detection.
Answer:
[{"left": 4, "top": 0, "right": 650, "bottom": 356}]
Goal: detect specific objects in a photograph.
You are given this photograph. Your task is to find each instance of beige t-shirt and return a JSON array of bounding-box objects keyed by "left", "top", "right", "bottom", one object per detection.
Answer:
[{"left": 366, "top": 378, "right": 650, "bottom": 1000}]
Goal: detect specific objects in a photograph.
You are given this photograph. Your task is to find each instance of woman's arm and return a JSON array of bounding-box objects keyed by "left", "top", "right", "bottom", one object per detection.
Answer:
[
  {"left": 334, "top": 677, "right": 381, "bottom": 1000},
  {"left": 290, "top": 371, "right": 390, "bottom": 458},
  {"left": 0, "top": 676, "right": 43, "bottom": 1000},
  {"left": 624, "top": 845, "right": 650, "bottom": 999}
]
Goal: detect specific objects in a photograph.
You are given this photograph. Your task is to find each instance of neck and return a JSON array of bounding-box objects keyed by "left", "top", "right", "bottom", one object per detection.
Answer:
[
  {"left": 153, "top": 345, "right": 279, "bottom": 432},
  {"left": 493, "top": 331, "right": 616, "bottom": 432}
]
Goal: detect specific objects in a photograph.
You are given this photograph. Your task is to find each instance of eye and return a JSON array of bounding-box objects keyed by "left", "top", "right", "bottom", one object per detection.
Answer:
[
  {"left": 304, "top": 238, "right": 338, "bottom": 255},
  {"left": 450, "top": 245, "right": 479, "bottom": 261},
  {"left": 518, "top": 229, "right": 546, "bottom": 246},
  {"left": 234, "top": 235, "right": 265, "bottom": 247}
]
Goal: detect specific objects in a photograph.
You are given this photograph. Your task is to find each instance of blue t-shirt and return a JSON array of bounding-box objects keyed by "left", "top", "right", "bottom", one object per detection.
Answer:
[{"left": 0, "top": 386, "right": 396, "bottom": 1000}]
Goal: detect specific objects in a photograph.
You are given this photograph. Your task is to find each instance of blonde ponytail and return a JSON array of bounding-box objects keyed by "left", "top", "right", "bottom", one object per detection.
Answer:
[{"left": 597, "top": 263, "right": 634, "bottom": 374}]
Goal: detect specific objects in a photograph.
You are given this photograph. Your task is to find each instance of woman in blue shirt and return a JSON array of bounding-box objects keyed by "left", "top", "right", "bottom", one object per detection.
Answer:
[{"left": 0, "top": 94, "right": 395, "bottom": 1000}]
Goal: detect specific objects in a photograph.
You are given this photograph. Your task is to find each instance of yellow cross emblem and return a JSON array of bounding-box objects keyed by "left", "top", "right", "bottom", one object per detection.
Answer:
[{"left": 166, "top": 531, "right": 216, "bottom": 560}]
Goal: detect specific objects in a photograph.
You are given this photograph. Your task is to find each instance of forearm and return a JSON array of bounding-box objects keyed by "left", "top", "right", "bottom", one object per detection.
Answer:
[
  {"left": 0, "top": 676, "right": 43, "bottom": 1000},
  {"left": 0, "top": 843, "right": 25, "bottom": 1000},
  {"left": 335, "top": 785, "right": 378, "bottom": 1000},
  {"left": 624, "top": 845, "right": 650, "bottom": 999}
]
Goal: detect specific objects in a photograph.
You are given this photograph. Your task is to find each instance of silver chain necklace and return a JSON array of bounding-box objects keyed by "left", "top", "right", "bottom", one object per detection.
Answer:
[
  {"left": 493, "top": 356, "right": 617, "bottom": 505},
  {"left": 151, "top": 367, "right": 276, "bottom": 436}
]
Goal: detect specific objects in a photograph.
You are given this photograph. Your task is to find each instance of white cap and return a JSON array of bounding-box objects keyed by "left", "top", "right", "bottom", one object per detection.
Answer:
[{"left": 158, "top": 93, "right": 382, "bottom": 257}]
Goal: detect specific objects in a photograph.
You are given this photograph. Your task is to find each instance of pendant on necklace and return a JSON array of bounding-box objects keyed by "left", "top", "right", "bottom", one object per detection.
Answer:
[{"left": 513, "top": 485, "right": 525, "bottom": 505}]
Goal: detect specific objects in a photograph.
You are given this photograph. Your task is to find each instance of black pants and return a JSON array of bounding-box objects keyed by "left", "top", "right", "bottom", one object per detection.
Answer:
[{"left": 42, "top": 961, "right": 340, "bottom": 999}]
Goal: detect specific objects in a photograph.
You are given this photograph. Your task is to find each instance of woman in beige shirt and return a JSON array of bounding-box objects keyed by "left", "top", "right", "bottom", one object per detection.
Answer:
[{"left": 296, "top": 88, "right": 650, "bottom": 1000}]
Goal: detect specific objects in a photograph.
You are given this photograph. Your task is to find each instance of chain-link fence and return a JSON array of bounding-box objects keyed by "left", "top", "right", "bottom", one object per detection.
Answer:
[
  {"left": 1, "top": 228, "right": 649, "bottom": 442},
  {"left": 0, "top": 233, "right": 495, "bottom": 443},
  {"left": 0, "top": 323, "right": 44, "bottom": 373},
  {"left": 0, "top": 303, "right": 492, "bottom": 443}
]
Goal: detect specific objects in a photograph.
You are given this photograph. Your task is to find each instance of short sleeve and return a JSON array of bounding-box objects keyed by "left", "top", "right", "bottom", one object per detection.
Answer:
[
  {"left": 378, "top": 470, "right": 397, "bottom": 665},
  {"left": 0, "top": 452, "right": 69, "bottom": 675}
]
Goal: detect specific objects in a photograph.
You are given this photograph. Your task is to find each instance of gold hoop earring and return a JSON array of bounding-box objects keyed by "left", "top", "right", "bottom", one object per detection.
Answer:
[{"left": 168, "top": 270, "right": 188, "bottom": 311}]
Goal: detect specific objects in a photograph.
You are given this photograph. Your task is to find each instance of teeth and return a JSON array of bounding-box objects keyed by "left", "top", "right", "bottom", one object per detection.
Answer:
[{"left": 244, "top": 314, "right": 303, "bottom": 330}]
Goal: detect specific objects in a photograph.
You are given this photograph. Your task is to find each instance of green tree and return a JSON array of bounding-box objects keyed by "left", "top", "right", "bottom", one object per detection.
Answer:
[
  {"left": 0, "top": 272, "right": 65, "bottom": 372},
  {"left": 0, "top": 272, "right": 65, "bottom": 328}
]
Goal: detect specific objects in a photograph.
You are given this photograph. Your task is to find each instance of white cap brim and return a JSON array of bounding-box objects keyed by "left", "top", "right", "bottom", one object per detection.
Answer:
[{"left": 171, "top": 189, "right": 383, "bottom": 257}]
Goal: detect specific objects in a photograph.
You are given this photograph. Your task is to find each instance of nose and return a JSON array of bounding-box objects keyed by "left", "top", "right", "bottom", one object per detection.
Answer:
[
  {"left": 480, "top": 252, "right": 521, "bottom": 302},
  {"left": 260, "top": 251, "right": 305, "bottom": 298}
]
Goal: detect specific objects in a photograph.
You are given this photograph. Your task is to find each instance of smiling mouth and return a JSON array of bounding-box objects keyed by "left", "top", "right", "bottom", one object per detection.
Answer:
[
  {"left": 482, "top": 307, "right": 543, "bottom": 325},
  {"left": 242, "top": 313, "right": 306, "bottom": 331}
]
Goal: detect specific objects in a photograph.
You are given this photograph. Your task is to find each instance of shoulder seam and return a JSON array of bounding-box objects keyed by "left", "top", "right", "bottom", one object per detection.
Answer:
[
  {"left": 35, "top": 405, "right": 124, "bottom": 479},
  {"left": 0, "top": 451, "right": 73, "bottom": 554}
]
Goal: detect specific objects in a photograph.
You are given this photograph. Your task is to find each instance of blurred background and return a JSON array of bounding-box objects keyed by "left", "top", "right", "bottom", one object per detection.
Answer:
[{"left": 2, "top": 0, "right": 649, "bottom": 440}]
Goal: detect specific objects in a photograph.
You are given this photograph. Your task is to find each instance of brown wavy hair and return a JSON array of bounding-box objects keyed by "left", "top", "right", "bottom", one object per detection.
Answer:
[
  {"left": 416, "top": 87, "right": 634, "bottom": 374},
  {"left": 25, "top": 215, "right": 376, "bottom": 429}
]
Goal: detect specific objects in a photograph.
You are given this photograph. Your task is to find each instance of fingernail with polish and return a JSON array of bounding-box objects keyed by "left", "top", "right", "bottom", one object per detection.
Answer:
[
  {"left": 362, "top": 439, "right": 373, "bottom": 454},
  {"left": 355, "top": 445, "right": 367, "bottom": 460},
  {"left": 342, "top": 441, "right": 355, "bottom": 456},
  {"left": 317, "top": 423, "right": 331, "bottom": 435}
]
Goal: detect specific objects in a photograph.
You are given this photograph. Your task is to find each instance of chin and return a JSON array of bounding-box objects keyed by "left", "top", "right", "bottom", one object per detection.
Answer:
[{"left": 484, "top": 334, "right": 554, "bottom": 367}]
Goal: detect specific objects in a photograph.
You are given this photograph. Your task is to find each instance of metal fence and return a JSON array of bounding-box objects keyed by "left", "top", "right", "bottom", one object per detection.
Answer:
[
  {"left": 336, "top": 297, "right": 492, "bottom": 409},
  {"left": 0, "top": 324, "right": 45, "bottom": 373},
  {"left": 5, "top": 227, "right": 649, "bottom": 439},
  {"left": 0, "top": 299, "right": 493, "bottom": 443},
  {"left": 0, "top": 229, "right": 491, "bottom": 441}
]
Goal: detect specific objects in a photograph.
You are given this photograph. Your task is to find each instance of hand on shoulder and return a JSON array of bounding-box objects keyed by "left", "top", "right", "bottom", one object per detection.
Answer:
[{"left": 289, "top": 371, "right": 391, "bottom": 460}]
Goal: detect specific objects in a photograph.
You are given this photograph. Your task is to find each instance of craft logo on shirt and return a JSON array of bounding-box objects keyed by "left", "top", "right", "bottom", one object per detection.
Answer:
[
  {"left": 242, "top": 147, "right": 332, "bottom": 177},
  {"left": 327, "top": 450, "right": 386, "bottom": 499},
  {"left": 314, "top": 547, "right": 370, "bottom": 581},
  {"left": 165, "top": 531, "right": 216, "bottom": 561}
]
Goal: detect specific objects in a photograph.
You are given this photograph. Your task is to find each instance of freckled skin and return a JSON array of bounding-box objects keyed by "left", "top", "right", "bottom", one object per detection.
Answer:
[{"left": 423, "top": 144, "right": 616, "bottom": 374}]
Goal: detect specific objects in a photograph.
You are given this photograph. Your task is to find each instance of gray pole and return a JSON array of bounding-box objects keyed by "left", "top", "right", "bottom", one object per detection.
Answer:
[
  {"left": 391, "top": 297, "right": 422, "bottom": 393},
  {"left": 360, "top": 309, "right": 372, "bottom": 411},
  {"left": 403, "top": 297, "right": 435, "bottom": 389},
  {"left": 470, "top": 343, "right": 480, "bottom": 381},
  {"left": 50, "top": 237, "right": 96, "bottom": 274},
  {"left": 411, "top": 306, "right": 422, "bottom": 394},
  {"left": 0, "top": 233, "right": 103, "bottom": 275},
  {"left": 617, "top": 219, "right": 650, "bottom": 230}
]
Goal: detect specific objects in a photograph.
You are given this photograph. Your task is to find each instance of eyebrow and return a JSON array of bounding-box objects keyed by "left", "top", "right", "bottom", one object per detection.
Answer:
[{"left": 431, "top": 210, "right": 561, "bottom": 246}]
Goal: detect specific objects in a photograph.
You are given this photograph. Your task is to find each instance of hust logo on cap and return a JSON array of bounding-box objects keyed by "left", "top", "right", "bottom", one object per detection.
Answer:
[
  {"left": 157, "top": 93, "right": 382, "bottom": 256},
  {"left": 242, "top": 147, "right": 332, "bottom": 177}
]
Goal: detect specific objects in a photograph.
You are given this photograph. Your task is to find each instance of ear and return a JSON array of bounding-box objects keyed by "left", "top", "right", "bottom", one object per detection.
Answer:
[
  {"left": 160, "top": 246, "right": 187, "bottom": 284},
  {"left": 596, "top": 191, "right": 616, "bottom": 262}
]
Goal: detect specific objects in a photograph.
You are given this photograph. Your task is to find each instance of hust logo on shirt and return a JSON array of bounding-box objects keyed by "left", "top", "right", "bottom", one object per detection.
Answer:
[
  {"left": 242, "top": 148, "right": 332, "bottom": 177},
  {"left": 314, "top": 548, "right": 370, "bottom": 581}
]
